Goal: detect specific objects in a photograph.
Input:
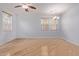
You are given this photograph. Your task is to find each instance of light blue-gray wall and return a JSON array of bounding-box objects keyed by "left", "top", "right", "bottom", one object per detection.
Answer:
[
  {"left": 16, "top": 13, "right": 62, "bottom": 38},
  {"left": 0, "top": 11, "right": 16, "bottom": 44},
  {"left": 61, "top": 4, "right": 79, "bottom": 45}
]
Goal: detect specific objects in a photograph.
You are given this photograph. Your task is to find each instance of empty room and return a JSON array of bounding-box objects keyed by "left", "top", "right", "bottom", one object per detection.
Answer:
[{"left": 0, "top": 3, "right": 79, "bottom": 56}]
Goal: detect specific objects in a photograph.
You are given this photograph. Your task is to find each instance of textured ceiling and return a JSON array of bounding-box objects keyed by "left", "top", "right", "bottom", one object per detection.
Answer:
[{"left": 0, "top": 3, "right": 75, "bottom": 16}]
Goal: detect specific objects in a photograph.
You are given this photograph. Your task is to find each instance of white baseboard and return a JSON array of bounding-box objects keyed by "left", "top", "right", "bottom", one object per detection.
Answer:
[
  {"left": 0, "top": 37, "right": 16, "bottom": 45},
  {"left": 16, "top": 36, "right": 63, "bottom": 39},
  {"left": 65, "top": 39, "right": 79, "bottom": 46},
  {"left": 16, "top": 36, "right": 61, "bottom": 38}
]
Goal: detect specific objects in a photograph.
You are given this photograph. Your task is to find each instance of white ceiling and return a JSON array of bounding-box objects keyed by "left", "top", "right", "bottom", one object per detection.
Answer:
[{"left": 0, "top": 3, "right": 75, "bottom": 16}]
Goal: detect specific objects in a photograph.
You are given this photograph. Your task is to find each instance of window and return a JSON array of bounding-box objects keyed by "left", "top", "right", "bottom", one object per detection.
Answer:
[
  {"left": 41, "top": 17, "right": 49, "bottom": 31},
  {"left": 41, "top": 16, "right": 59, "bottom": 31},
  {"left": 50, "top": 16, "right": 58, "bottom": 31},
  {"left": 2, "top": 11, "right": 12, "bottom": 32}
]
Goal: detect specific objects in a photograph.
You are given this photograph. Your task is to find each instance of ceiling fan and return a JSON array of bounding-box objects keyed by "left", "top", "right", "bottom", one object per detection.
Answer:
[{"left": 14, "top": 3, "right": 37, "bottom": 12}]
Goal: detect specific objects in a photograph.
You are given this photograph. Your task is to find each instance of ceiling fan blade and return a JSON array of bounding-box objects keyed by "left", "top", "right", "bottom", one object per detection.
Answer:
[
  {"left": 15, "top": 5, "right": 22, "bottom": 8},
  {"left": 25, "top": 9, "right": 29, "bottom": 12},
  {"left": 28, "top": 6, "right": 36, "bottom": 9}
]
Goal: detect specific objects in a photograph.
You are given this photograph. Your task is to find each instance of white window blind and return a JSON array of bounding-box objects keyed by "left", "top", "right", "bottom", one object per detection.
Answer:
[{"left": 2, "top": 11, "right": 12, "bottom": 32}]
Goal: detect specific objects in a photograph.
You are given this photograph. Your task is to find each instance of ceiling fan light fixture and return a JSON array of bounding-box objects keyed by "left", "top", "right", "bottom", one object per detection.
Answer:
[
  {"left": 56, "top": 16, "right": 60, "bottom": 19},
  {"left": 14, "top": 3, "right": 37, "bottom": 12},
  {"left": 22, "top": 5, "right": 28, "bottom": 9}
]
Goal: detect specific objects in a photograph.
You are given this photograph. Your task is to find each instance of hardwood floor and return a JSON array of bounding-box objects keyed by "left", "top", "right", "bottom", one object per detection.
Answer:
[{"left": 0, "top": 38, "right": 79, "bottom": 56}]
